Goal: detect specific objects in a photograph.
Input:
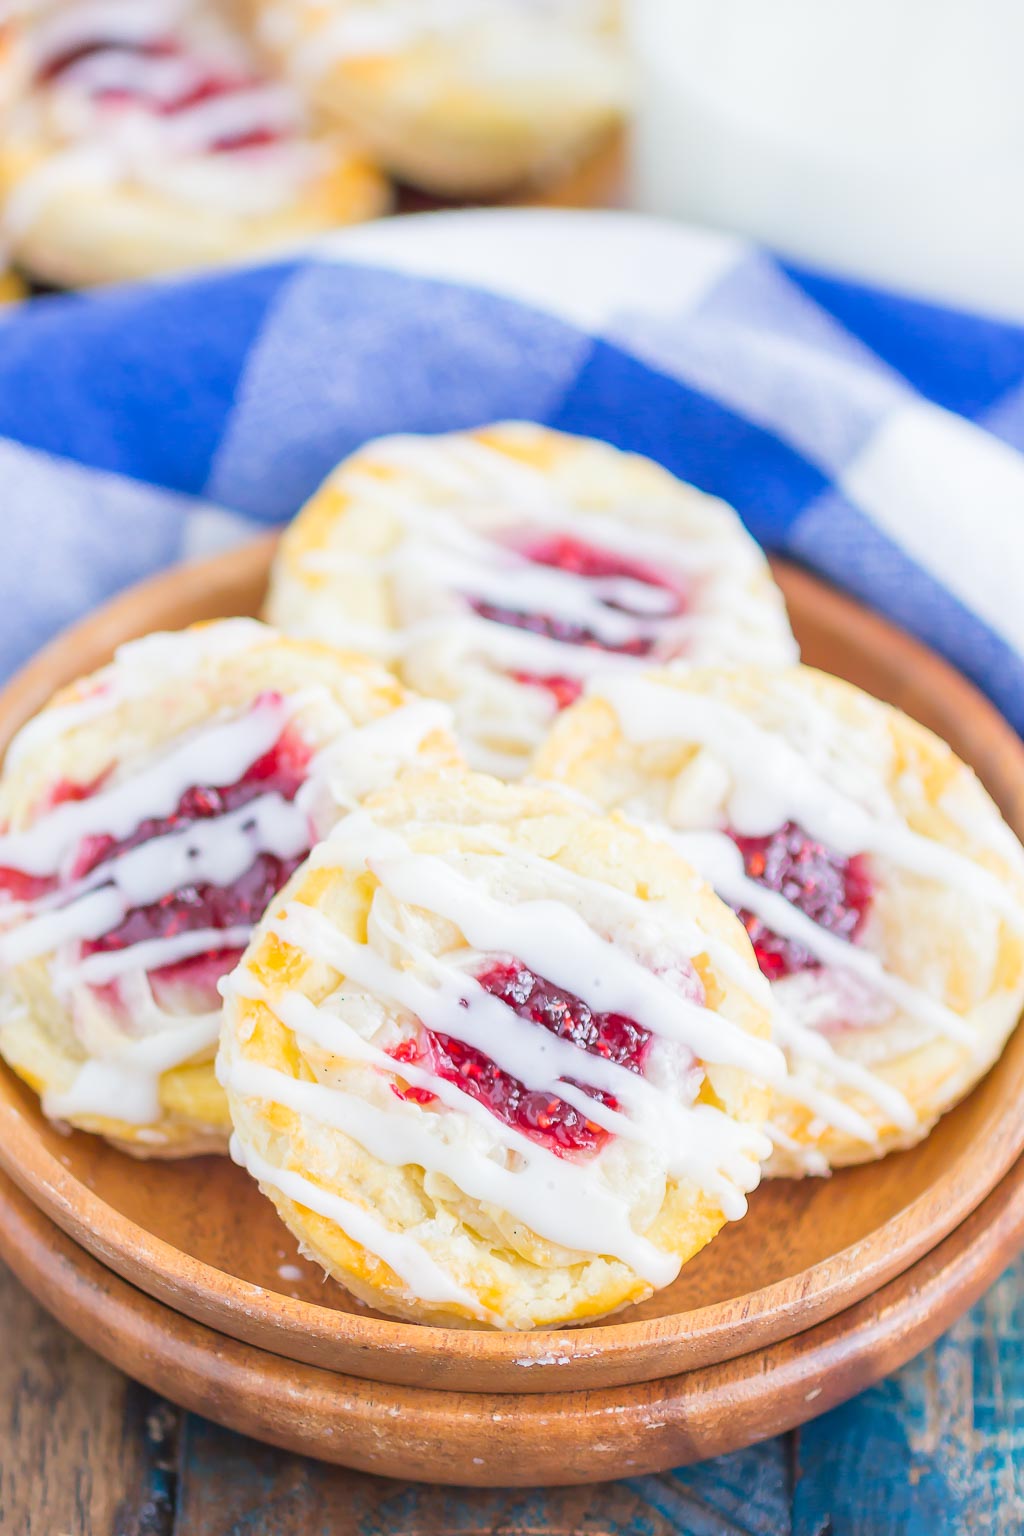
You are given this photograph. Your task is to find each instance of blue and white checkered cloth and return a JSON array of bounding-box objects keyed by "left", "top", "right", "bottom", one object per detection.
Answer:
[{"left": 2, "top": 208, "right": 1023, "bottom": 731}]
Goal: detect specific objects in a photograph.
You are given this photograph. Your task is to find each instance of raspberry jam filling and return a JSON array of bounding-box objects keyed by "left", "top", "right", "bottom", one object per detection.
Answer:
[
  {"left": 0, "top": 714, "right": 312, "bottom": 1001},
  {"left": 37, "top": 36, "right": 286, "bottom": 152},
  {"left": 729, "top": 821, "right": 873, "bottom": 981},
  {"left": 38, "top": 36, "right": 174, "bottom": 82},
  {"left": 83, "top": 850, "right": 303, "bottom": 959},
  {"left": 0, "top": 776, "right": 106, "bottom": 903},
  {"left": 392, "top": 960, "right": 653, "bottom": 1157},
  {"left": 78, "top": 729, "right": 311, "bottom": 961},
  {"left": 472, "top": 534, "right": 687, "bottom": 710},
  {"left": 509, "top": 670, "right": 584, "bottom": 711}
]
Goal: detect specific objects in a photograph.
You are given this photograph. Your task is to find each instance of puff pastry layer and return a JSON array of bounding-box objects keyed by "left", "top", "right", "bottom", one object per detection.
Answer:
[
  {"left": 0, "top": 618, "right": 457, "bottom": 1156},
  {"left": 246, "top": 0, "right": 628, "bottom": 196},
  {"left": 219, "top": 768, "right": 778, "bottom": 1328},
  {"left": 266, "top": 422, "right": 797, "bottom": 778},
  {"left": 0, "top": 0, "right": 387, "bottom": 286},
  {"left": 533, "top": 665, "right": 1024, "bottom": 1175}
]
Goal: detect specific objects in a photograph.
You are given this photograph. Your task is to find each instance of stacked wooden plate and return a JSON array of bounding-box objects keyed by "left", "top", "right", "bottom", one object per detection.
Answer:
[{"left": 1, "top": 540, "right": 1023, "bottom": 1487}]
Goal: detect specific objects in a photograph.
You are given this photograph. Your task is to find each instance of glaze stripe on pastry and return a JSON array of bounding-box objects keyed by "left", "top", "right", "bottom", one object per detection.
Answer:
[
  {"left": 0, "top": 619, "right": 457, "bottom": 1155},
  {"left": 532, "top": 666, "right": 1024, "bottom": 1176},
  {"left": 0, "top": 0, "right": 387, "bottom": 285},
  {"left": 266, "top": 423, "right": 797, "bottom": 778},
  {"left": 248, "top": 0, "right": 628, "bottom": 197},
  {"left": 219, "top": 771, "right": 780, "bottom": 1328}
]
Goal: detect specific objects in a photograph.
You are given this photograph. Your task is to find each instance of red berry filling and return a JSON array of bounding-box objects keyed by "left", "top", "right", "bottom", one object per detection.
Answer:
[
  {"left": 0, "top": 775, "right": 109, "bottom": 903},
  {"left": 83, "top": 849, "right": 303, "bottom": 957},
  {"left": 79, "top": 728, "right": 311, "bottom": 964},
  {"left": 524, "top": 535, "right": 686, "bottom": 596},
  {"left": 728, "top": 822, "right": 872, "bottom": 981},
  {"left": 149, "top": 945, "right": 247, "bottom": 1004},
  {"left": 471, "top": 534, "right": 687, "bottom": 710},
  {"left": 71, "top": 728, "right": 309, "bottom": 882},
  {"left": 0, "top": 704, "right": 313, "bottom": 1007},
  {"left": 36, "top": 37, "right": 176, "bottom": 83},
  {"left": 37, "top": 35, "right": 286, "bottom": 153},
  {"left": 391, "top": 960, "right": 653, "bottom": 1157},
  {"left": 509, "top": 670, "right": 584, "bottom": 711},
  {"left": 0, "top": 865, "right": 55, "bottom": 903}
]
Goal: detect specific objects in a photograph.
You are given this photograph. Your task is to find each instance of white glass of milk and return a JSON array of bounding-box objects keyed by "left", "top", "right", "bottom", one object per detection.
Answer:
[{"left": 628, "top": 0, "right": 1024, "bottom": 318}]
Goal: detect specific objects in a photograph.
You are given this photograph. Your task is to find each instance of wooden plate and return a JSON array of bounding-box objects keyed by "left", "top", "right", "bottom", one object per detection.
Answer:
[
  {"left": 0, "top": 540, "right": 1023, "bottom": 1395},
  {"left": 2, "top": 1149, "right": 1023, "bottom": 1486}
]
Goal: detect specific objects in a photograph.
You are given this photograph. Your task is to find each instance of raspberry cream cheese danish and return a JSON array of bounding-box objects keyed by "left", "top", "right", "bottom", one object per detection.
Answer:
[
  {"left": 0, "top": 0, "right": 387, "bottom": 288},
  {"left": 533, "top": 666, "right": 1024, "bottom": 1176},
  {"left": 219, "top": 769, "right": 779, "bottom": 1329},
  {"left": 266, "top": 423, "right": 798, "bottom": 778},
  {"left": 0, "top": 619, "right": 457, "bottom": 1156},
  {"left": 246, "top": 0, "right": 628, "bottom": 197}
]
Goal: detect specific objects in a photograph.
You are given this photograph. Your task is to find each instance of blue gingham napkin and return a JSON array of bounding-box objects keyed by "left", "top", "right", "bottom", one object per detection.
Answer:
[{"left": 1, "top": 207, "right": 1023, "bottom": 733}]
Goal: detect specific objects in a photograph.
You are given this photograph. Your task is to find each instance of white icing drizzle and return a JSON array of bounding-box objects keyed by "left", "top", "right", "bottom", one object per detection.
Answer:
[
  {"left": 46, "top": 47, "right": 212, "bottom": 105},
  {"left": 595, "top": 676, "right": 1024, "bottom": 927},
  {"left": 271, "top": 0, "right": 613, "bottom": 78},
  {"left": 0, "top": 793, "right": 309, "bottom": 966},
  {"left": 339, "top": 444, "right": 769, "bottom": 648},
  {"left": 748, "top": 972, "right": 916, "bottom": 1139},
  {"left": 45, "top": 1008, "right": 220, "bottom": 1124},
  {"left": 367, "top": 815, "right": 780, "bottom": 1025},
  {"left": 223, "top": 807, "right": 775, "bottom": 1311},
  {"left": 230, "top": 1132, "right": 493, "bottom": 1321},
  {"left": 141, "top": 86, "right": 302, "bottom": 159},
  {"left": 58, "top": 925, "right": 256, "bottom": 989},
  {"left": 5, "top": 688, "right": 117, "bottom": 770},
  {"left": 0, "top": 637, "right": 450, "bottom": 1127},
  {"left": 0, "top": 693, "right": 292, "bottom": 877},
  {"left": 266, "top": 900, "right": 766, "bottom": 1200},
  {"left": 674, "top": 831, "right": 974, "bottom": 1050},
  {"left": 307, "top": 698, "right": 452, "bottom": 811},
  {"left": 225, "top": 1057, "right": 682, "bottom": 1283},
  {"left": 3, "top": 0, "right": 321, "bottom": 236},
  {"left": 587, "top": 673, "right": 1024, "bottom": 1166},
  {"left": 284, "top": 431, "right": 796, "bottom": 772},
  {"left": 764, "top": 1122, "right": 829, "bottom": 1179},
  {"left": 408, "top": 539, "right": 678, "bottom": 649},
  {"left": 319, "top": 813, "right": 780, "bottom": 1079},
  {"left": 526, "top": 772, "right": 913, "bottom": 1147},
  {"left": 28, "top": 0, "right": 193, "bottom": 62},
  {"left": 234, "top": 961, "right": 761, "bottom": 1205},
  {"left": 4, "top": 621, "right": 273, "bottom": 772}
]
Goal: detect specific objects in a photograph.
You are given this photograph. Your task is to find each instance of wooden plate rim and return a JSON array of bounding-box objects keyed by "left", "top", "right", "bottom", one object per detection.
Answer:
[
  {"left": 0, "top": 539, "right": 1022, "bottom": 1393},
  {"left": 1, "top": 1152, "right": 1022, "bottom": 1485}
]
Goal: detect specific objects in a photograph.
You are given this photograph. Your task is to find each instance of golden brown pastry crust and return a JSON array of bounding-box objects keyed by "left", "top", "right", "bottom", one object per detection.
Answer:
[
  {"left": 0, "top": 4, "right": 388, "bottom": 287},
  {"left": 246, "top": 0, "right": 628, "bottom": 197},
  {"left": 0, "top": 620, "right": 458, "bottom": 1156},
  {"left": 266, "top": 421, "right": 797, "bottom": 778},
  {"left": 221, "top": 768, "right": 774, "bottom": 1328},
  {"left": 533, "top": 664, "right": 1024, "bottom": 1174}
]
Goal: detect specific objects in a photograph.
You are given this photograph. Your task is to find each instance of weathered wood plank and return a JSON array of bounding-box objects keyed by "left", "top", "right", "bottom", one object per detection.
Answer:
[
  {"left": 173, "top": 1414, "right": 795, "bottom": 1536},
  {"left": 3, "top": 1244, "right": 1018, "bottom": 1536},
  {"left": 793, "top": 1257, "right": 1024, "bottom": 1536},
  {"left": 177, "top": 1412, "right": 785, "bottom": 1536},
  {"left": 628, "top": 1439, "right": 793, "bottom": 1536},
  {"left": 0, "top": 1258, "right": 180, "bottom": 1536}
]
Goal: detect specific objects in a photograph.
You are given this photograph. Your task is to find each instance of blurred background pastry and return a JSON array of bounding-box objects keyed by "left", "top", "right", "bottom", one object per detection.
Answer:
[
  {"left": 245, "top": 0, "right": 629, "bottom": 197},
  {"left": 0, "top": 0, "right": 387, "bottom": 286}
]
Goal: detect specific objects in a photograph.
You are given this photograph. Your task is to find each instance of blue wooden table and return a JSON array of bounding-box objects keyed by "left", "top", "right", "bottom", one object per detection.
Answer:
[{"left": 2, "top": 1251, "right": 1019, "bottom": 1534}]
